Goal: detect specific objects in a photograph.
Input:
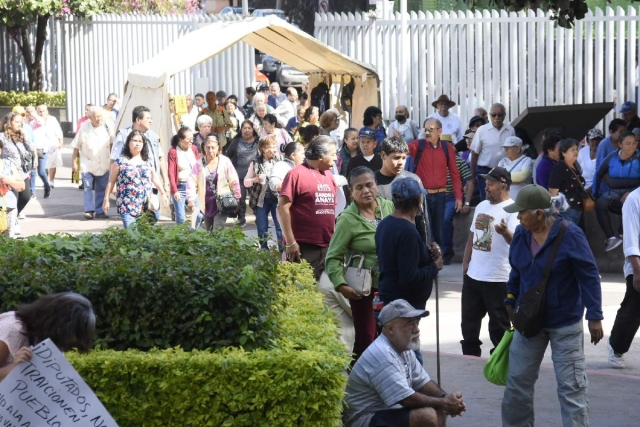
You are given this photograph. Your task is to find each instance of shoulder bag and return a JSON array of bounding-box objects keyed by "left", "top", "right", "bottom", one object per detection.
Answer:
[
  {"left": 343, "top": 253, "right": 372, "bottom": 296},
  {"left": 247, "top": 159, "right": 263, "bottom": 211},
  {"left": 565, "top": 162, "right": 594, "bottom": 212},
  {"left": 215, "top": 161, "right": 239, "bottom": 215},
  {"left": 513, "top": 220, "right": 568, "bottom": 338}
]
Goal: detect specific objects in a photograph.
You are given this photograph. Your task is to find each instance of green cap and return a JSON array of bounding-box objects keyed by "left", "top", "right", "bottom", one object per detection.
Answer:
[{"left": 503, "top": 184, "right": 551, "bottom": 213}]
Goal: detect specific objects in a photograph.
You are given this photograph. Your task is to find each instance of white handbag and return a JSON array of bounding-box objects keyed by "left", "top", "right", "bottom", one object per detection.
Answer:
[{"left": 343, "top": 253, "right": 372, "bottom": 296}]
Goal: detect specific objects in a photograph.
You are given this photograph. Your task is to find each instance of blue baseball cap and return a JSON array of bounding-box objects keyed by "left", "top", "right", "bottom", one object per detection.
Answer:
[
  {"left": 391, "top": 177, "right": 428, "bottom": 202},
  {"left": 359, "top": 128, "right": 377, "bottom": 139},
  {"left": 620, "top": 101, "right": 636, "bottom": 114}
]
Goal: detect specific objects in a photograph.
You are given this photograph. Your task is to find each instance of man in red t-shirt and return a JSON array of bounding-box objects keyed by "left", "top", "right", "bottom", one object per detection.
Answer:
[{"left": 278, "top": 135, "right": 338, "bottom": 280}]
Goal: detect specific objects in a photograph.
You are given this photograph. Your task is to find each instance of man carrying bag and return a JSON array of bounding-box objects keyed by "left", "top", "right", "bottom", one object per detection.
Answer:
[{"left": 499, "top": 184, "right": 604, "bottom": 427}]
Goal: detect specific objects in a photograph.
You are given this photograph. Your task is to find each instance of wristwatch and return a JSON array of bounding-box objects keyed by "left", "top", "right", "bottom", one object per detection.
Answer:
[{"left": 464, "top": 202, "right": 470, "bottom": 206}]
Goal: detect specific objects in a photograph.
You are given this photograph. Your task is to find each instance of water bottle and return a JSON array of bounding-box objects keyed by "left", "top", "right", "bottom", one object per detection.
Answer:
[{"left": 372, "top": 292, "right": 384, "bottom": 313}]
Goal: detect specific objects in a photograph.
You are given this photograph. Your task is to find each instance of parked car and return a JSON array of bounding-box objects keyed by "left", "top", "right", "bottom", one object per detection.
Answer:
[
  {"left": 219, "top": 6, "right": 255, "bottom": 15},
  {"left": 277, "top": 65, "right": 308, "bottom": 88},
  {"left": 251, "top": 9, "right": 286, "bottom": 19},
  {"left": 261, "top": 54, "right": 281, "bottom": 82}
]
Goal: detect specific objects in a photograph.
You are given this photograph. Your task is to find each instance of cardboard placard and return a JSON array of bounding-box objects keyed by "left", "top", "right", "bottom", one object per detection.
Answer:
[
  {"left": 174, "top": 95, "right": 188, "bottom": 116},
  {"left": 0, "top": 339, "right": 118, "bottom": 427}
]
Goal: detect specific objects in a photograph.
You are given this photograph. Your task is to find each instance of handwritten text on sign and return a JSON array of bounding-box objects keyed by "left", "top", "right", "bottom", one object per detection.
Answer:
[{"left": 0, "top": 339, "right": 118, "bottom": 427}]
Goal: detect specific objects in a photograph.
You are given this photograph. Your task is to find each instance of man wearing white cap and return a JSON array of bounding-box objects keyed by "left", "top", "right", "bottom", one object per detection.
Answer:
[
  {"left": 497, "top": 136, "right": 533, "bottom": 200},
  {"left": 343, "top": 299, "right": 466, "bottom": 427}
]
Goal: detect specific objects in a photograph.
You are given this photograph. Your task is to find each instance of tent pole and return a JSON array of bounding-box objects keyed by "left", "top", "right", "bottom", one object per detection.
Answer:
[{"left": 242, "top": 0, "right": 249, "bottom": 15}]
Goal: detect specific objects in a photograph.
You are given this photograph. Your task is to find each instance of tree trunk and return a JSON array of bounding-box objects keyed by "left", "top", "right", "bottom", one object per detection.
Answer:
[{"left": 9, "top": 15, "right": 49, "bottom": 91}]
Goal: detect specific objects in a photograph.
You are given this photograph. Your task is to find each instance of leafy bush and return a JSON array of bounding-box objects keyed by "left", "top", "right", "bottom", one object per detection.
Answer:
[
  {"left": 67, "top": 263, "right": 350, "bottom": 427},
  {"left": 0, "top": 224, "right": 282, "bottom": 351},
  {"left": 0, "top": 91, "right": 66, "bottom": 107}
]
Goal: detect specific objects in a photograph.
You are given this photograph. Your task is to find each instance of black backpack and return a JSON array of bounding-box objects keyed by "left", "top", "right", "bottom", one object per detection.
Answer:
[
  {"left": 411, "top": 139, "right": 450, "bottom": 173},
  {"left": 311, "top": 82, "right": 331, "bottom": 114}
]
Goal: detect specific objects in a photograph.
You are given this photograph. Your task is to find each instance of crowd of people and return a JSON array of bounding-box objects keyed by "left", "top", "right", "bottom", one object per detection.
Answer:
[{"left": 3, "top": 84, "right": 640, "bottom": 426}]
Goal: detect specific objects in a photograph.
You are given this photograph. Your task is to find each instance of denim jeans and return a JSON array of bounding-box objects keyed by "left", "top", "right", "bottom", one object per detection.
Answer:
[
  {"left": 121, "top": 213, "right": 137, "bottom": 229},
  {"left": 172, "top": 182, "right": 189, "bottom": 225},
  {"left": 562, "top": 207, "right": 582, "bottom": 226},
  {"left": 82, "top": 172, "right": 109, "bottom": 214},
  {"left": 425, "top": 192, "right": 446, "bottom": 246},
  {"left": 255, "top": 195, "right": 282, "bottom": 250},
  {"left": 30, "top": 154, "right": 51, "bottom": 193},
  {"left": 441, "top": 196, "right": 456, "bottom": 258},
  {"left": 595, "top": 189, "right": 625, "bottom": 238},
  {"left": 502, "top": 321, "right": 589, "bottom": 427},
  {"left": 476, "top": 165, "right": 492, "bottom": 201}
]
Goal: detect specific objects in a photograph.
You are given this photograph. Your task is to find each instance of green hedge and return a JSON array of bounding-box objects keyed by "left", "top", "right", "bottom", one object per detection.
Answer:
[
  {"left": 67, "top": 262, "right": 350, "bottom": 427},
  {"left": 0, "top": 224, "right": 281, "bottom": 351},
  {"left": 0, "top": 91, "right": 66, "bottom": 107}
]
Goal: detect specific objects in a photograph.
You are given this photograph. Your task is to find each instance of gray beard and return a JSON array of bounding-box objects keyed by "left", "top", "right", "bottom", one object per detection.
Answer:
[{"left": 408, "top": 337, "right": 421, "bottom": 352}]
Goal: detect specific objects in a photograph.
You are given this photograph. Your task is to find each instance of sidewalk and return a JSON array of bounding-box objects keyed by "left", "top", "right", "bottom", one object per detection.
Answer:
[{"left": 22, "top": 145, "right": 640, "bottom": 426}]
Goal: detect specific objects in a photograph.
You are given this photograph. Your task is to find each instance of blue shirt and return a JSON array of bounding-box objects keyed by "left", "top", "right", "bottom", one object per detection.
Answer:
[
  {"left": 593, "top": 149, "right": 640, "bottom": 195},
  {"left": 595, "top": 136, "right": 618, "bottom": 195}
]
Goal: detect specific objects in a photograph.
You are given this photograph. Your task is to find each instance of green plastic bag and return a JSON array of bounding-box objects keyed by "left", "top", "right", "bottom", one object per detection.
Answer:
[{"left": 484, "top": 328, "right": 514, "bottom": 386}]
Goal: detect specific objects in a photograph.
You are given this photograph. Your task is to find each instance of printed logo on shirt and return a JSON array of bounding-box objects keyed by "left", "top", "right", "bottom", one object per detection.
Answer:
[
  {"left": 314, "top": 182, "right": 335, "bottom": 215},
  {"left": 472, "top": 213, "right": 494, "bottom": 252}
]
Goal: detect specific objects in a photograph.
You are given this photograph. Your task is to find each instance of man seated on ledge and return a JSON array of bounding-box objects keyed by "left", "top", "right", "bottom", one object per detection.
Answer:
[{"left": 343, "top": 299, "right": 466, "bottom": 427}]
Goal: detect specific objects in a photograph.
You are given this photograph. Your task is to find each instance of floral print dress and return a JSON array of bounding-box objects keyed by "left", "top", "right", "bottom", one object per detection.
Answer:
[{"left": 115, "top": 157, "right": 153, "bottom": 218}]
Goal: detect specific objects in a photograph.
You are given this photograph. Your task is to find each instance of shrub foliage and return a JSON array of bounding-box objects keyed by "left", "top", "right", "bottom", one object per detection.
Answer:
[
  {"left": 0, "top": 91, "right": 66, "bottom": 107},
  {"left": 0, "top": 224, "right": 282, "bottom": 351},
  {"left": 68, "top": 261, "right": 350, "bottom": 427}
]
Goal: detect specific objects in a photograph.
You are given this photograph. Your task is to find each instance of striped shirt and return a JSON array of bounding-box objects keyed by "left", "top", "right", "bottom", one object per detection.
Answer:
[
  {"left": 446, "top": 155, "right": 472, "bottom": 198},
  {"left": 343, "top": 334, "right": 430, "bottom": 427}
]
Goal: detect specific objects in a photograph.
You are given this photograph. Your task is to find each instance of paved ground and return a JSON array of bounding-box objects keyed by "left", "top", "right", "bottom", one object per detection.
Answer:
[{"left": 22, "top": 144, "right": 640, "bottom": 426}]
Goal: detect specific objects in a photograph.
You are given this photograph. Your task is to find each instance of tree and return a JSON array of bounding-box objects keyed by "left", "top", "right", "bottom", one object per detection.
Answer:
[{"left": 0, "top": 0, "right": 200, "bottom": 91}]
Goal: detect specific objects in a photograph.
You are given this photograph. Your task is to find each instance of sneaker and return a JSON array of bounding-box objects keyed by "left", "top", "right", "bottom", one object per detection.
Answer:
[
  {"left": 605, "top": 236, "right": 623, "bottom": 252},
  {"left": 608, "top": 339, "right": 625, "bottom": 369},
  {"left": 84, "top": 212, "right": 94, "bottom": 220},
  {"left": 17, "top": 212, "right": 25, "bottom": 220},
  {"left": 78, "top": 184, "right": 84, "bottom": 190},
  {"left": 94, "top": 213, "right": 109, "bottom": 219},
  {"left": 50, "top": 180, "right": 55, "bottom": 188},
  {"left": 236, "top": 220, "right": 246, "bottom": 227},
  {"left": 44, "top": 188, "right": 51, "bottom": 199}
]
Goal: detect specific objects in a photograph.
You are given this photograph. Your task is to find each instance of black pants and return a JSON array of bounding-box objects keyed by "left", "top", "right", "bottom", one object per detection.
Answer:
[
  {"left": 610, "top": 275, "right": 640, "bottom": 354},
  {"left": 17, "top": 178, "right": 32, "bottom": 214},
  {"left": 298, "top": 242, "right": 328, "bottom": 281},
  {"left": 237, "top": 185, "right": 248, "bottom": 222},
  {"left": 460, "top": 274, "right": 510, "bottom": 356}
]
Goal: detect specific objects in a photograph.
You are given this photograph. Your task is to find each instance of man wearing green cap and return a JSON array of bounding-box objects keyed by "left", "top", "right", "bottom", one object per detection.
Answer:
[{"left": 501, "top": 184, "right": 603, "bottom": 427}]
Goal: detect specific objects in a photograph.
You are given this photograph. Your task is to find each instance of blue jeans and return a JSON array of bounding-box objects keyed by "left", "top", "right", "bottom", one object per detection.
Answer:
[
  {"left": 82, "top": 172, "right": 109, "bottom": 214},
  {"left": 172, "top": 182, "right": 189, "bottom": 225},
  {"left": 425, "top": 192, "right": 446, "bottom": 246},
  {"left": 121, "top": 213, "right": 137, "bottom": 229},
  {"left": 441, "top": 196, "right": 456, "bottom": 258},
  {"left": 30, "top": 154, "right": 51, "bottom": 193},
  {"left": 255, "top": 195, "right": 282, "bottom": 250},
  {"left": 502, "top": 321, "right": 588, "bottom": 427},
  {"left": 562, "top": 207, "right": 582, "bottom": 226},
  {"left": 476, "top": 165, "right": 492, "bottom": 201}
]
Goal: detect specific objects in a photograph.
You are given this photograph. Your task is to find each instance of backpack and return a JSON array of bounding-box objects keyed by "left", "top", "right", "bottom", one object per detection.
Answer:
[
  {"left": 311, "top": 82, "right": 331, "bottom": 114},
  {"left": 405, "top": 139, "right": 450, "bottom": 173}
]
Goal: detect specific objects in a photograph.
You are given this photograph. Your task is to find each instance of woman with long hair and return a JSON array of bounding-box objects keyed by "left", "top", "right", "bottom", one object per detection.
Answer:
[
  {"left": 187, "top": 136, "right": 241, "bottom": 231},
  {"left": 167, "top": 127, "right": 200, "bottom": 225},
  {"left": 226, "top": 120, "right": 259, "bottom": 226},
  {"left": 103, "top": 130, "right": 168, "bottom": 228},
  {"left": 0, "top": 292, "right": 96, "bottom": 380}
]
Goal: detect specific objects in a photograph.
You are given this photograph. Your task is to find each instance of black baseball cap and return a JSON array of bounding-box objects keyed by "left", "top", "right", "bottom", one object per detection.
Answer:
[{"left": 480, "top": 166, "right": 512, "bottom": 187}]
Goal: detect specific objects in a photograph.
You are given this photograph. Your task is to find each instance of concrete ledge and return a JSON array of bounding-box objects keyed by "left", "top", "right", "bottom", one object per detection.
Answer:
[{"left": 451, "top": 208, "right": 623, "bottom": 274}]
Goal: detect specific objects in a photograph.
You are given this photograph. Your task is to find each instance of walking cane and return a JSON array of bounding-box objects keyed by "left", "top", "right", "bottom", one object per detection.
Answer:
[{"left": 435, "top": 274, "right": 441, "bottom": 385}]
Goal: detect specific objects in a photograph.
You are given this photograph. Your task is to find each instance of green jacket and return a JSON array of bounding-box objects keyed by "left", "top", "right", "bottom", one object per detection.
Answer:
[{"left": 325, "top": 197, "right": 395, "bottom": 290}]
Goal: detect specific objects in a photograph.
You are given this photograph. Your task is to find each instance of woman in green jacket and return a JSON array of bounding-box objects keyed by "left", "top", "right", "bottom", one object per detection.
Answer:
[{"left": 325, "top": 166, "right": 394, "bottom": 361}]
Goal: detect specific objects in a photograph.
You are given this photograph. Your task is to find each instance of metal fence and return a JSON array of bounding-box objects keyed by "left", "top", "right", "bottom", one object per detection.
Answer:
[
  {"left": 1, "top": 14, "right": 255, "bottom": 127},
  {"left": 315, "top": 6, "right": 640, "bottom": 130}
]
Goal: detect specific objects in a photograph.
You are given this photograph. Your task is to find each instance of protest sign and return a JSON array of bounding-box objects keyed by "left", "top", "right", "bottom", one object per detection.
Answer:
[
  {"left": 0, "top": 339, "right": 118, "bottom": 427},
  {"left": 174, "top": 95, "right": 188, "bottom": 115}
]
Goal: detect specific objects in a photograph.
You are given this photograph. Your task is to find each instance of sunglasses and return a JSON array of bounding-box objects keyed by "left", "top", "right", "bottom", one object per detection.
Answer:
[
  {"left": 424, "top": 127, "right": 441, "bottom": 133},
  {"left": 490, "top": 113, "right": 506, "bottom": 118}
]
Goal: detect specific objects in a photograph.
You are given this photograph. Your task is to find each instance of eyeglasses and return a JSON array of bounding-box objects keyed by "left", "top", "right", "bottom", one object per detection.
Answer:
[
  {"left": 490, "top": 113, "right": 506, "bottom": 118},
  {"left": 424, "top": 127, "right": 441, "bottom": 133}
]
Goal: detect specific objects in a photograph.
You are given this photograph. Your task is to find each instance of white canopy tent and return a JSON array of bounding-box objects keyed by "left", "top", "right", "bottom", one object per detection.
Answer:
[{"left": 117, "top": 15, "right": 380, "bottom": 149}]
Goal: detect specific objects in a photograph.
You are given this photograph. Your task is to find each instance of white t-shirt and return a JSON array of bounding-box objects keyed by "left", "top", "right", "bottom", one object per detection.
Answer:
[
  {"left": 497, "top": 155, "right": 533, "bottom": 200},
  {"left": 428, "top": 111, "right": 464, "bottom": 141},
  {"left": 577, "top": 145, "right": 596, "bottom": 189},
  {"left": 467, "top": 199, "right": 519, "bottom": 282}
]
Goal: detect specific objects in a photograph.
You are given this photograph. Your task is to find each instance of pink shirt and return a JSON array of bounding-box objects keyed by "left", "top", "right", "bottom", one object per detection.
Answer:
[{"left": 0, "top": 312, "right": 28, "bottom": 368}]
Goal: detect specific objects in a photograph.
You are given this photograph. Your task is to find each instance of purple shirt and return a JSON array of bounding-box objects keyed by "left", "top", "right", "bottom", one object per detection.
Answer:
[{"left": 535, "top": 155, "right": 556, "bottom": 190}]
